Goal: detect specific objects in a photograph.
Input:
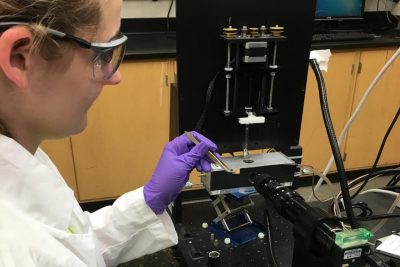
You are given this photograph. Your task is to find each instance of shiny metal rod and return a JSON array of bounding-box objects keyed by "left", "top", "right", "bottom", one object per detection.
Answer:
[
  {"left": 268, "top": 42, "right": 278, "bottom": 109},
  {"left": 268, "top": 73, "right": 275, "bottom": 109},
  {"left": 243, "top": 124, "right": 250, "bottom": 158},
  {"left": 224, "top": 44, "right": 232, "bottom": 114}
]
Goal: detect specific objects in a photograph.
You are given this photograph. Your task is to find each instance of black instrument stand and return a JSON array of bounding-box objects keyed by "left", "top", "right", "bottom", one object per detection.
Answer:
[{"left": 174, "top": 193, "right": 294, "bottom": 267}]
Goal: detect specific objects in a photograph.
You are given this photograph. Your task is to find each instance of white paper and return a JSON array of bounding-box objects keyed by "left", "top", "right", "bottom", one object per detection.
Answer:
[
  {"left": 376, "top": 234, "right": 400, "bottom": 258},
  {"left": 309, "top": 49, "right": 331, "bottom": 72}
]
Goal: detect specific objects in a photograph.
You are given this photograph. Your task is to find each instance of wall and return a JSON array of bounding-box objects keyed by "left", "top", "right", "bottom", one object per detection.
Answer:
[
  {"left": 122, "top": 0, "right": 175, "bottom": 18},
  {"left": 365, "top": 0, "right": 395, "bottom": 11},
  {"left": 123, "top": 0, "right": 396, "bottom": 19}
]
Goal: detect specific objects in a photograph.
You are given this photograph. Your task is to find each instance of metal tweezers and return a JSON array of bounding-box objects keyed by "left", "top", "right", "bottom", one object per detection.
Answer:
[{"left": 184, "top": 131, "right": 239, "bottom": 174}]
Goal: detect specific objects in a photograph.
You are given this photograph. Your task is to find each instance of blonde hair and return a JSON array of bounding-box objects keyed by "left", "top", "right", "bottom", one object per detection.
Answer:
[
  {"left": 0, "top": 0, "right": 102, "bottom": 59},
  {"left": 0, "top": 0, "right": 102, "bottom": 136}
]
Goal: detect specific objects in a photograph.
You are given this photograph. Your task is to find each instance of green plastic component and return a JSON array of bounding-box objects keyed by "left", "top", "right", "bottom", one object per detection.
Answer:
[{"left": 335, "top": 228, "right": 373, "bottom": 249}]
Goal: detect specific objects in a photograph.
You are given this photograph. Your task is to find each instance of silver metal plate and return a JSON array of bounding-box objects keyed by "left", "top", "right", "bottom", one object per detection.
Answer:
[{"left": 201, "top": 152, "right": 295, "bottom": 195}]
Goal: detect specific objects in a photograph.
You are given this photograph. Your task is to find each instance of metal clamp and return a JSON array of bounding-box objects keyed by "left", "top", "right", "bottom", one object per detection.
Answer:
[{"left": 212, "top": 194, "right": 254, "bottom": 231}]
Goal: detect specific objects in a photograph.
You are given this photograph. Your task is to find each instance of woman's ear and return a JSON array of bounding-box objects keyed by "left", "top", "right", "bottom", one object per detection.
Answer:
[{"left": 0, "top": 26, "right": 33, "bottom": 89}]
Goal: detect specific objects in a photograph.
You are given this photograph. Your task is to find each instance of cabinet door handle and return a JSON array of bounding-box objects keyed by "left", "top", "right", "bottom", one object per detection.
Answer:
[
  {"left": 351, "top": 64, "right": 355, "bottom": 75},
  {"left": 357, "top": 62, "right": 362, "bottom": 74},
  {"left": 165, "top": 75, "right": 169, "bottom": 87}
]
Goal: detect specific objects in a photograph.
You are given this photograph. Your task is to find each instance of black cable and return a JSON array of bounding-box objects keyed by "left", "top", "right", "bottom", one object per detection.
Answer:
[
  {"left": 195, "top": 58, "right": 238, "bottom": 132},
  {"left": 326, "top": 213, "right": 400, "bottom": 222},
  {"left": 386, "top": 174, "right": 396, "bottom": 186},
  {"left": 264, "top": 209, "right": 279, "bottom": 267},
  {"left": 166, "top": 0, "right": 174, "bottom": 35},
  {"left": 351, "top": 106, "right": 400, "bottom": 199},
  {"left": 329, "top": 168, "right": 400, "bottom": 214},
  {"left": 387, "top": 173, "right": 398, "bottom": 186},
  {"left": 387, "top": 171, "right": 400, "bottom": 186},
  {"left": 390, "top": 173, "right": 400, "bottom": 186},
  {"left": 384, "top": 0, "right": 399, "bottom": 25},
  {"left": 363, "top": 168, "right": 400, "bottom": 180},
  {"left": 310, "top": 59, "right": 358, "bottom": 229},
  {"left": 195, "top": 71, "right": 221, "bottom": 132},
  {"left": 334, "top": 169, "right": 400, "bottom": 198},
  {"left": 352, "top": 202, "right": 373, "bottom": 217},
  {"left": 344, "top": 168, "right": 400, "bottom": 195},
  {"left": 391, "top": 173, "right": 400, "bottom": 186},
  {"left": 381, "top": 185, "right": 400, "bottom": 192},
  {"left": 376, "top": 0, "right": 399, "bottom": 26}
]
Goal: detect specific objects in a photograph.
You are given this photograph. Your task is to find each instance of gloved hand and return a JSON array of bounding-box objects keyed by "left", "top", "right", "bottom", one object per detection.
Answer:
[{"left": 144, "top": 131, "right": 218, "bottom": 214}]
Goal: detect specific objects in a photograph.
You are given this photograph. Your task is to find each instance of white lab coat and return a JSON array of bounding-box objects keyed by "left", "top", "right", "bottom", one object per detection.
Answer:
[{"left": 0, "top": 134, "right": 178, "bottom": 267}]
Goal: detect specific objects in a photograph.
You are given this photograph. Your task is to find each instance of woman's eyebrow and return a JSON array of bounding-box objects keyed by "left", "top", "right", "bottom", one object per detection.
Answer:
[{"left": 108, "top": 27, "right": 121, "bottom": 41}]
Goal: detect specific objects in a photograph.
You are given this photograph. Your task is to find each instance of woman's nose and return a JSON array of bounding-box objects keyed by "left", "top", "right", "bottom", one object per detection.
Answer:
[{"left": 103, "top": 70, "right": 122, "bottom": 85}]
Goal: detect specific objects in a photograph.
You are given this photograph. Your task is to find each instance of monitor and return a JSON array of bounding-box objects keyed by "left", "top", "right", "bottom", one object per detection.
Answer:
[{"left": 315, "top": 0, "right": 365, "bottom": 20}]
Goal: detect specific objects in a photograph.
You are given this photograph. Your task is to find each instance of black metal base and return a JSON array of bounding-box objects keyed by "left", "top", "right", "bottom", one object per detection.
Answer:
[{"left": 175, "top": 194, "right": 294, "bottom": 267}]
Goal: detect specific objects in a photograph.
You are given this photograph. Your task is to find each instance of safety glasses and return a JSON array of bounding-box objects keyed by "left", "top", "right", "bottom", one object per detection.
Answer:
[{"left": 0, "top": 22, "right": 128, "bottom": 81}]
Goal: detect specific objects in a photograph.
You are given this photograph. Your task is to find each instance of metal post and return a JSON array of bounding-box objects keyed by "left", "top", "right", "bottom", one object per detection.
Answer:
[
  {"left": 243, "top": 124, "right": 250, "bottom": 158},
  {"left": 224, "top": 43, "right": 233, "bottom": 114},
  {"left": 268, "top": 42, "right": 278, "bottom": 110}
]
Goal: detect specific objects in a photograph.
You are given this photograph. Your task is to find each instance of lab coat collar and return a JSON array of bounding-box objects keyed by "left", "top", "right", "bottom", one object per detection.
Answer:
[{"left": 0, "top": 134, "right": 74, "bottom": 231}]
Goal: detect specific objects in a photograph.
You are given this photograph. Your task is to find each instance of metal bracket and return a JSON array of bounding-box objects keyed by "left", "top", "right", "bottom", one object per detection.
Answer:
[{"left": 211, "top": 194, "right": 254, "bottom": 231}]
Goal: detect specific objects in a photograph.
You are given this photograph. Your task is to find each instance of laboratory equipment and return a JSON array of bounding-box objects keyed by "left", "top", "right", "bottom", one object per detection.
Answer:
[
  {"left": 170, "top": 0, "right": 335, "bottom": 265},
  {"left": 253, "top": 174, "right": 387, "bottom": 267},
  {"left": 173, "top": 0, "right": 315, "bottom": 232}
]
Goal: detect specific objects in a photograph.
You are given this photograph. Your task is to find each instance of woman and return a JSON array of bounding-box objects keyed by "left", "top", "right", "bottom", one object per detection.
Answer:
[{"left": 0, "top": 0, "right": 217, "bottom": 266}]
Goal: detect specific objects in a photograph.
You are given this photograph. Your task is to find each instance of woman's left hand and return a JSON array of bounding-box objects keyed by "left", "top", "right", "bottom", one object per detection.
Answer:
[{"left": 143, "top": 131, "right": 218, "bottom": 214}]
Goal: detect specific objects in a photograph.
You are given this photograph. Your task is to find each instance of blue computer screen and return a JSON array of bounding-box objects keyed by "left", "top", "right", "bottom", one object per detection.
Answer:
[{"left": 315, "top": 0, "right": 364, "bottom": 18}]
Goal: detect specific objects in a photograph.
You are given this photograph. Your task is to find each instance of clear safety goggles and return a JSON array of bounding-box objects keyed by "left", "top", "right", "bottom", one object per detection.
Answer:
[{"left": 0, "top": 22, "right": 128, "bottom": 81}]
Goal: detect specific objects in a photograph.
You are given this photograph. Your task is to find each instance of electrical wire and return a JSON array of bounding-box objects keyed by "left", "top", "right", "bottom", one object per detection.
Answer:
[
  {"left": 337, "top": 169, "right": 400, "bottom": 198},
  {"left": 299, "top": 164, "right": 322, "bottom": 202},
  {"left": 360, "top": 188, "right": 399, "bottom": 198},
  {"left": 365, "top": 168, "right": 400, "bottom": 179},
  {"left": 334, "top": 169, "right": 400, "bottom": 199},
  {"left": 377, "top": 0, "right": 399, "bottom": 26},
  {"left": 300, "top": 165, "right": 343, "bottom": 218},
  {"left": 333, "top": 175, "right": 379, "bottom": 213},
  {"left": 166, "top": 0, "right": 174, "bottom": 35},
  {"left": 311, "top": 171, "right": 323, "bottom": 202},
  {"left": 334, "top": 193, "right": 374, "bottom": 230},
  {"left": 330, "top": 169, "right": 400, "bottom": 232},
  {"left": 310, "top": 59, "right": 358, "bottom": 229},
  {"left": 194, "top": 71, "right": 221, "bottom": 132},
  {"left": 310, "top": 170, "right": 349, "bottom": 229},
  {"left": 329, "top": 213, "right": 400, "bottom": 222},
  {"left": 195, "top": 58, "right": 239, "bottom": 132},
  {"left": 385, "top": 0, "right": 399, "bottom": 25},
  {"left": 387, "top": 171, "right": 400, "bottom": 186},
  {"left": 383, "top": 185, "right": 400, "bottom": 191},
  {"left": 351, "top": 202, "right": 373, "bottom": 217},
  {"left": 351, "top": 106, "right": 400, "bottom": 199},
  {"left": 264, "top": 209, "right": 279, "bottom": 267},
  {"left": 331, "top": 168, "right": 400, "bottom": 216},
  {"left": 309, "top": 46, "right": 400, "bottom": 201},
  {"left": 357, "top": 189, "right": 400, "bottom": 234}
]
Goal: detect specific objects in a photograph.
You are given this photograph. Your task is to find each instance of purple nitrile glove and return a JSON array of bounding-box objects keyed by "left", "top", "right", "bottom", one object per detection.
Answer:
[{"left": 144, "top": 131, "right": 218, "bottom": 214}]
